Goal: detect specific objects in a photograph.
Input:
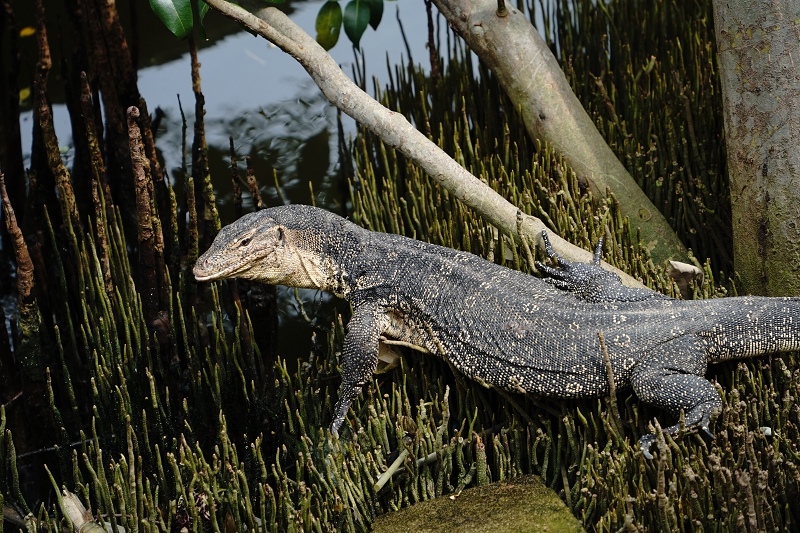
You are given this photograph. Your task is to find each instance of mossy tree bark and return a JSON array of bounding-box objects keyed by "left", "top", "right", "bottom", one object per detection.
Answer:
[
  {"left": 712, "top": 0, "right": 800, "bottom": 295},
  {"left": 432, "top": 0, "right": 688, "bottom": 265}
]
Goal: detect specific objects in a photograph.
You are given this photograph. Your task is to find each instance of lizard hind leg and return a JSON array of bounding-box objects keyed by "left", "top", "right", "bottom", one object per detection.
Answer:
[{"left": 631, "top": 361, "right": 722, "bottom": 459}]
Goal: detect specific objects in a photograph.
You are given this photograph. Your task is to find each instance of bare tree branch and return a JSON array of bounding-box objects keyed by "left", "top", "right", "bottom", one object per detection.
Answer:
[{"left": 202, "top": 0, "right": 644, "bottom": 286}]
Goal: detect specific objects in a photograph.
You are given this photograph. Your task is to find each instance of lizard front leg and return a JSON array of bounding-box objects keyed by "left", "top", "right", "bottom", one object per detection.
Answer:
[{"left": 330, "top": 301, "right": 384, "bottom": 436}]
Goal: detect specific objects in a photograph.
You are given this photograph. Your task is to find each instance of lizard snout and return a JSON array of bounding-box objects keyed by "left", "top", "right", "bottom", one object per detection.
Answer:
[{"left": 193, "top": 254, "right": 219, "bottom": 281}]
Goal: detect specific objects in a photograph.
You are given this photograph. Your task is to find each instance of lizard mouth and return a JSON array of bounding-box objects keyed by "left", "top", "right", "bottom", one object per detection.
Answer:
[{"left": 193, "top": 257, "right": 257, "bottom": 282}]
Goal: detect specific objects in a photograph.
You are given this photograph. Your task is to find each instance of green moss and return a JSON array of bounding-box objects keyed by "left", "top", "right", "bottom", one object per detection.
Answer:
[{"left": 372, "top": 475, "right": 584, "bottom": 533}]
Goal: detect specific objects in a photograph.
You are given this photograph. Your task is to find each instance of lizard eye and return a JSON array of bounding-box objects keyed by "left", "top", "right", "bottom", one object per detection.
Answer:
[
  {"left": 277, "top": 227, "right": 285, "bottom": 241},
  {"left": 239, "top": 236, "right": 252, "bottom": 247}
]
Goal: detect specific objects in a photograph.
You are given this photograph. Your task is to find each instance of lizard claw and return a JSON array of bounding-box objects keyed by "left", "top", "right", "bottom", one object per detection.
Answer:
[
  {"left": 536, "top": 231, "right": 583, "bottom": 285},
  {"left": 536, "top": 231, "right": 572, "bottom": 274},
  {"left": 639, "top": 434, "right": 656, "bottom": 459},
  {"left": 639, "top": 424, "right": 716, "bottom": 459},
  {"left": 539, "top": 229, "right": 603, "bottom": 266},
  {"left": 538, "top": 230, "right": 663, "bottom": 303},
  {"left": 535, "top": 262, "right": 572, "bottom": 287}
]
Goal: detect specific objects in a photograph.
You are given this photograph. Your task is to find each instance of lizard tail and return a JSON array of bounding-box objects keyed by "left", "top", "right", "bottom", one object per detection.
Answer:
[{"left": 704, "top": 297, "right": 800, "bottom": 362}]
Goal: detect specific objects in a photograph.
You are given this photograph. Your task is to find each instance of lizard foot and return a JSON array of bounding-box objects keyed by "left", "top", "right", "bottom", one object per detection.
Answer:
[
  {"left": 638, "top": 434, "right": 657, "bottom": 460},
  {"left": 639, "top": 421, "right": 717, "bottom": 459},
  {"left": 536, "top": 230, "right": 627, "bottom": 302},
  {"left": 537, "top": 230, "right": 666, "bottom": 303}
]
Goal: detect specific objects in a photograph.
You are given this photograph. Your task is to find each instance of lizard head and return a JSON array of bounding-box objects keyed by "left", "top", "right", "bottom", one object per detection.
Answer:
[{"left": 193, "top": 206, "right": 333, "bottom": 290}]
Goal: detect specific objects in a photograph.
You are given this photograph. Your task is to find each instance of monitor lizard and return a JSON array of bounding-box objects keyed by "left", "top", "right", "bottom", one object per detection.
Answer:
[{"left": 193, "top": 205, "right": 799, "bottom": 456}]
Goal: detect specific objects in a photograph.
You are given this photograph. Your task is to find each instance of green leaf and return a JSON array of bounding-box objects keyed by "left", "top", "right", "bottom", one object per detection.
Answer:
[
  {"left": 315, "top": 1, "right": 343, "bottom": 51},
  {"left": 149, "top": 0, "right": 193, "bottom": 39},
  {"left": 198, "top": 0, "right": 209, "bottom": 21},
  {"left": 196, "top": 0, "right": 209, "bottom": 40},
  {"left": 367, "top": 0, "right": 383, "bottom": 30},
  {"left": 343, "top": 0, "right": 370, "bottom": 48}
]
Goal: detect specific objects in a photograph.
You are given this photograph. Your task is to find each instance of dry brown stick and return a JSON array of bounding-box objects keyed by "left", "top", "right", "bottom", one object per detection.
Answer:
[
  {"left": 229, "top": 138, "right": 243, "bottom": 219},
  {"left": 245, "top": 156, "right": 265, "bottom": 210},
  {"left": 33, "top": 0, "right": 81, "bottom": 233},
  {"left": 0, "top": 170, "right": 53, "bottom": 461},
  {"left": 0, "top": 171, "right": 35, "bottom": 330},
  {"left": 598, "top": 331, "right": 624, "bottom": 439},
  {"left": 128, "top": 107, "right": 160, "bottom": 332}
]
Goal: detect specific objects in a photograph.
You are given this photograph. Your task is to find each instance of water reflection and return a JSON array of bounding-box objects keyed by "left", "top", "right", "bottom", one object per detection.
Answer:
[
  {"left": 156, "top": 85, "right": 341, "bottom": 215},
  {"left": 20, "top": 0, "right": 432, "bottom": 170}
]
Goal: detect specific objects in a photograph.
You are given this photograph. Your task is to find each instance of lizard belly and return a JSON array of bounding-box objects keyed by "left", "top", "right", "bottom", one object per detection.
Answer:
[
  {"left": 428, "top": 310, "right": 617, "bottom": 399},
  {"left": 376, "top": 295, "right": 641, "bottom": 399},
  {"left": 379, "top": 308, "right": 441, "bottom": 357},
  {"left": 449, "top": 338, "right": 612, "bottom": 398}
]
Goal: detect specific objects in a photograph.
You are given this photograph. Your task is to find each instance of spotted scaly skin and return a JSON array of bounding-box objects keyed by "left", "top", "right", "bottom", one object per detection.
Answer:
[{"left": 194, "top": 205, "right": 800, "bottom": 456}]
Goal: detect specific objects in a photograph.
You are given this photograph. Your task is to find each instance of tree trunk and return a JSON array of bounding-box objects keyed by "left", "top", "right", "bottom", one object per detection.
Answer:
[
  {"left": 433, "top": 0, "right": 688, "bottom": 265},
  {"left": 712, "top": 0, "right": 800, "bottom": 295}
]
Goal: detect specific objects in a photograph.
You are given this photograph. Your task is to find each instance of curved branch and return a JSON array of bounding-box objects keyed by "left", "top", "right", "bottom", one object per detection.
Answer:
[{"left": 203, "top": 0, "right": 644, "bottom": 287}]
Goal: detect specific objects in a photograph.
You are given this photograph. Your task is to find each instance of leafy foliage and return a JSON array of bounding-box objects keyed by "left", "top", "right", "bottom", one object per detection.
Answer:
[
  {"left": 149, "top": 0, "right": 192, "bottom": 39},
  {"left": 316, "top": 0, "right": 384, "bottom": 49},
  {"left": 316, "top": 1, "right": 343, "bottom": 50},
  {"left": 150, "top": 0, "right": 384, "bottom": 49},
  {"left": 149, "top": 0, "right": 209, "bottom": 39}
]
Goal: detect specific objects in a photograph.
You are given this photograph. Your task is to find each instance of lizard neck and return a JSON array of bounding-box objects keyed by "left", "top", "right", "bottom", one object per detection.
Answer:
[
  {"left": 316, "top": 222, "right": 364, "bottom": 299},
  {"left": 266, "top": 209, "right": 366, "bottom": 299}
]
